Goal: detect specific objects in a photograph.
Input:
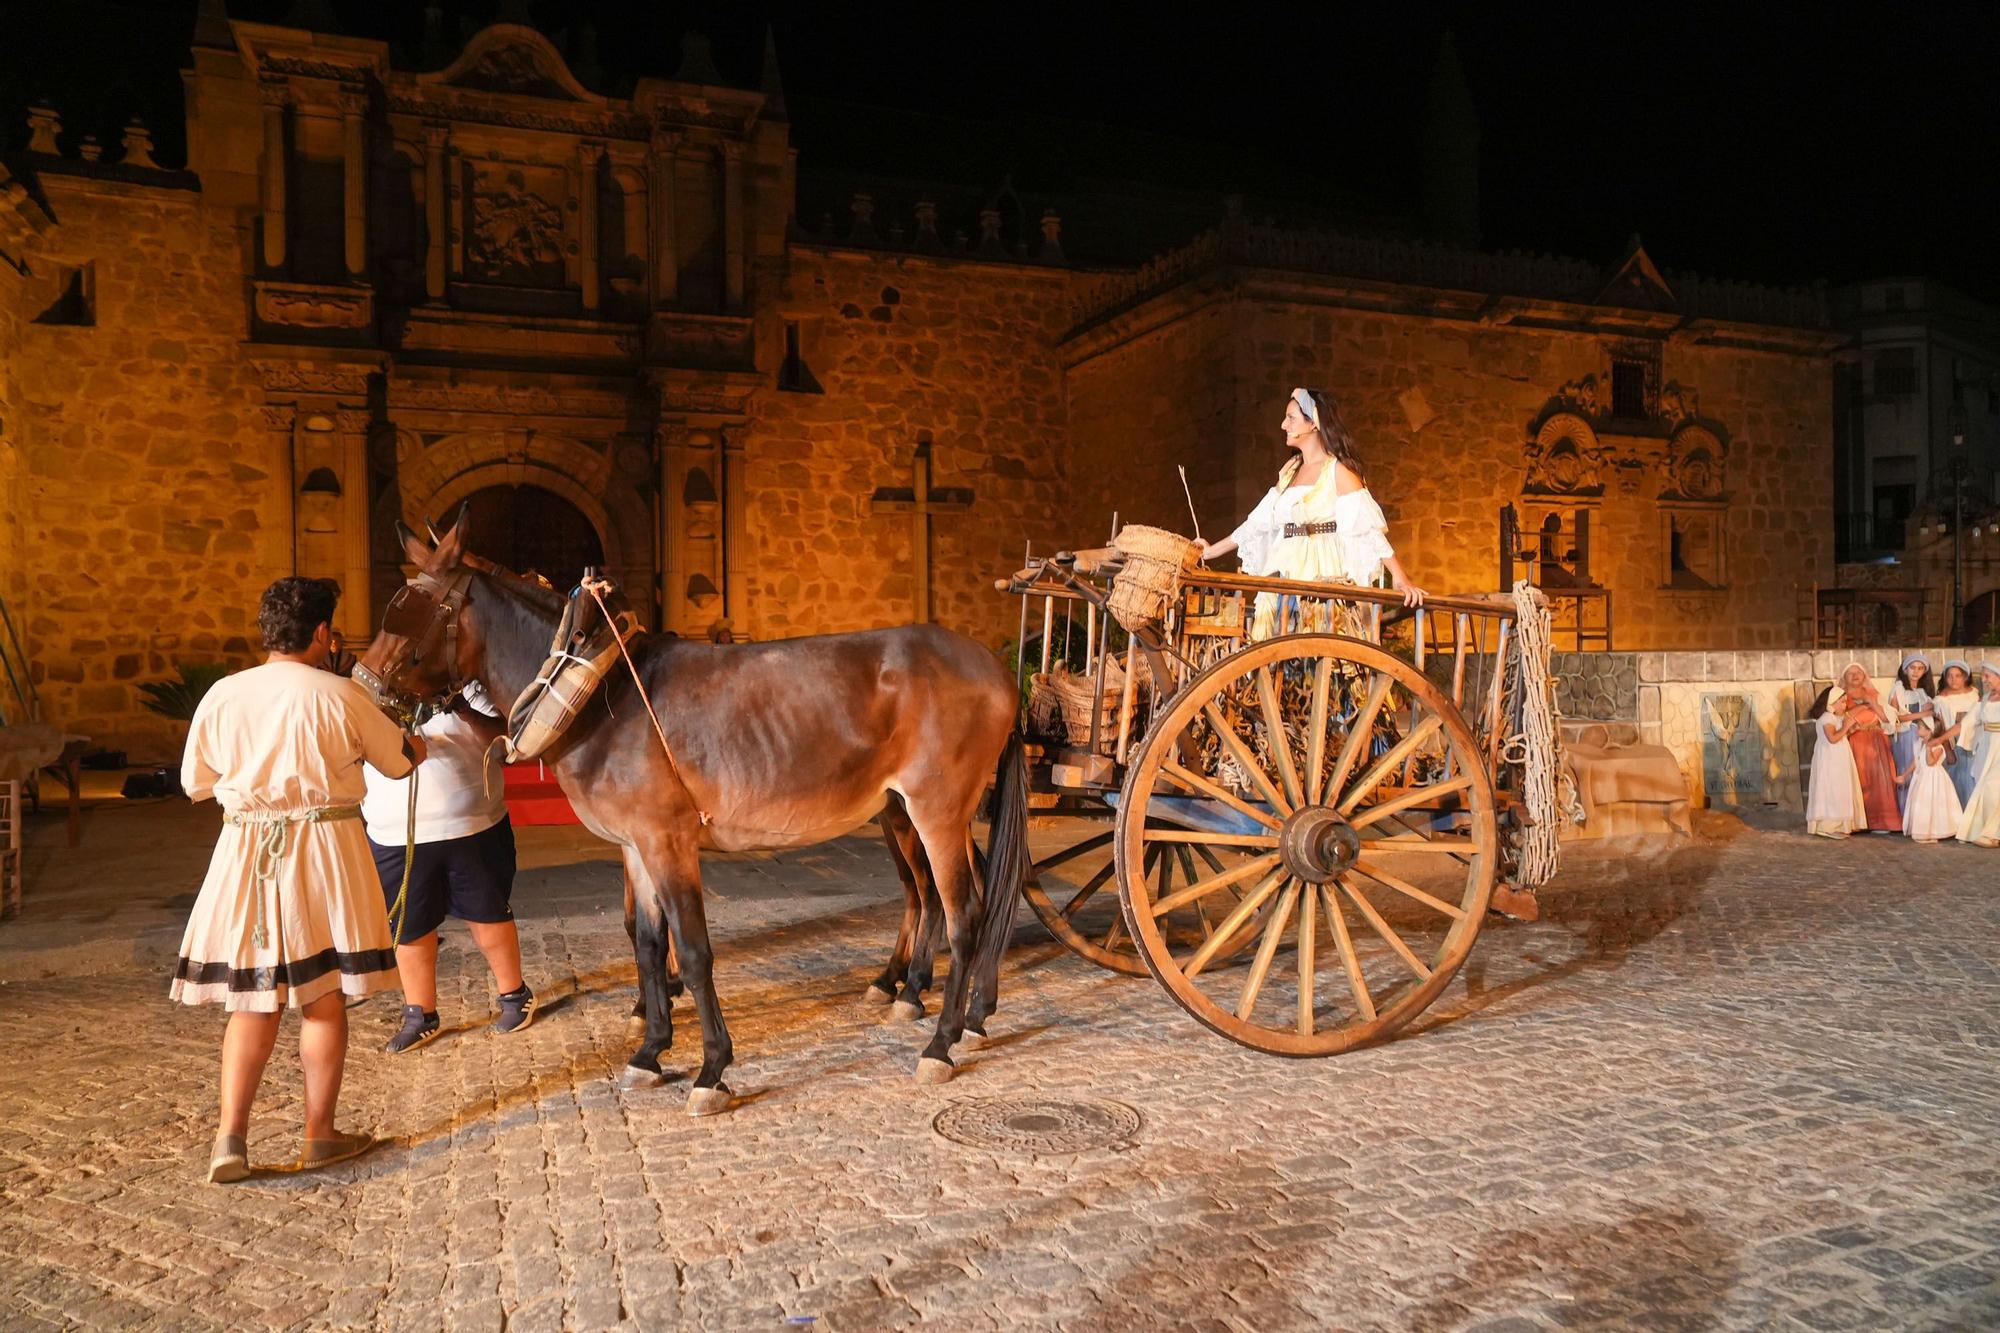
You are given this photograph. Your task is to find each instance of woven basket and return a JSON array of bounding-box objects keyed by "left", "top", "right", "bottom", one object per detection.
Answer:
[
  {"left": 1039, "top": 657, "right": 1154, "bottom": 749},
  {"left": 1107, "top": 525, "right": 1199, "bottom": 631}
]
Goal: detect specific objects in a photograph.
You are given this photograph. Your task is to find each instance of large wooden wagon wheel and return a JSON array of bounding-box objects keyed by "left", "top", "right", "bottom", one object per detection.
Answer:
[
  {"left": 1115, "top": 634, "right": 1497, "bottom": 1055},
  {"left": 1023, "top": 809, "right": 1268, "bottom": 976}
]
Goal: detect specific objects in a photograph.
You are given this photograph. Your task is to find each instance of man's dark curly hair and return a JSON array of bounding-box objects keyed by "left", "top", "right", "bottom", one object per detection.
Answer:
[{"left": 258, "top": 577, "right": 340, "bottom": 653}]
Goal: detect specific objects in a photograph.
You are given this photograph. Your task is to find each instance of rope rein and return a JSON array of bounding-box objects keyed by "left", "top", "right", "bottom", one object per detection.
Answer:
[
  {"left": 580, "top": 578, "right": 710, "bottom": 827},
  {"left": 386, "top": 757, "right": 418, "bottom": 946}
]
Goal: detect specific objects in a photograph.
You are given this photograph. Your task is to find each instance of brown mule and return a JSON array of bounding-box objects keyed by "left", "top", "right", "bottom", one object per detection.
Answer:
[{"left": 356, "top": 511, "right": 1026, "bottom": 1114}]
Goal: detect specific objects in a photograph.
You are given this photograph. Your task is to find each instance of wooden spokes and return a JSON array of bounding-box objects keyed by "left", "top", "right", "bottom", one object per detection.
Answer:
[
  {"left": 1022, "top": 813, "right": 1268, "bottom": 976},
  {"left": 1115, "top": 635, "right": 1496, "bottom": 1056}
]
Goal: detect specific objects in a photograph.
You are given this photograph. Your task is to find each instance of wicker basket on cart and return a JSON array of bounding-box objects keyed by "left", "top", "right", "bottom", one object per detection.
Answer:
[
  {"left": 1031, "top": 654, "right": 1155, "bottom": 749},
  {"left": 1107, "top": 526, "right": 1199, "bottom": 631}
]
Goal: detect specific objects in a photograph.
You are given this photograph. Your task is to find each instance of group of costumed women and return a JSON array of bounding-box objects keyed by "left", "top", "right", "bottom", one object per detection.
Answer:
[{"left": 1806, "top": 655, "right": 2000, "bottom": 845}]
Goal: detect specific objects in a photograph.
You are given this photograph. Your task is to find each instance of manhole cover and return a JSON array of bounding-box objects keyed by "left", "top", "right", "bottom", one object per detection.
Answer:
[{"left": 933, "top": 1096, "right": 1142, "bottom": 1154}]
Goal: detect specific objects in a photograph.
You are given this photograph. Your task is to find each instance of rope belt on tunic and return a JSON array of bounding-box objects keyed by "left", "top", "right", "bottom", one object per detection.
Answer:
[
  {"left": 1281, "top": 520, "right": 1339, "bottom": 538},
  {"left": 225, "top": 804, "right": 363, "bottom": 949}
]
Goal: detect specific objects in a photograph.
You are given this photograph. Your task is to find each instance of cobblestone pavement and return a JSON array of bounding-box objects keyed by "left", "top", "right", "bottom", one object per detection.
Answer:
[{"left": 0, "top": 803, "right": 1996, "bottom": 1331}]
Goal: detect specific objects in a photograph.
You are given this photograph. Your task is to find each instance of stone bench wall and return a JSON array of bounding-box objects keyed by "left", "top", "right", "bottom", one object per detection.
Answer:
[{"left": 1554, "top": 646, "right": 1996, "bottom": 811}]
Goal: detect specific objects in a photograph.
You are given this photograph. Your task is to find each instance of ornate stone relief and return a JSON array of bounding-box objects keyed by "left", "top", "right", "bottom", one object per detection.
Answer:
[
  {"left": 254, "top": 283, "right": 373, "bottom": 330},
  {"left": 453, "top": 45, "right": 581, "bottom": 101},
  {"left": 1661, "top": 423, "right": 1728, "bottom": 502},
  {"left": 466, "top": 164, "right": 566, "bottom": 286},
  {"left": 253, "top": 361, "right": 376, "bottom": 396},
  {"left": 1522, "top": 412, "right": 1607, "bottom": 496},
  {"left": 1658, "top": 380, "right": 1702, "bottom": 429}
]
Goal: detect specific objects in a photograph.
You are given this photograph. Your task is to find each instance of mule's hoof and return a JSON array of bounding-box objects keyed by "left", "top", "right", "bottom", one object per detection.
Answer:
[
  {"left": 889, "top": 999, "right": 924, "bottom": 1023},
  {"left": 956, "top": 1028, "right": 988, "bottom": 1051},
  {"left": 861, "top": 984, "right": 896, "bottom": 1007},
  {"left": 685, "top": 1085, "right": 733, "bottom": 1117},
  {"left": 617, "top": 1064, "right": 666, "bottom": 1091},
  {"left": 914, "top": 1056, "right": 955, "bottom": 1085}
]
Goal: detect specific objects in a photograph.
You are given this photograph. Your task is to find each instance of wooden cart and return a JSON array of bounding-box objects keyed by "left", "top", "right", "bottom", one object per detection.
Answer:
[{"left": 997, "top": 548, "right": 1568, "bottom": 1056}]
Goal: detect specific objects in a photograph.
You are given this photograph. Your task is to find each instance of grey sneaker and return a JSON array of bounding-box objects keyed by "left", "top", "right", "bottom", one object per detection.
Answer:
[
  {"left": 384, "top": 1005, "right": 440, "bottom": 1053},
  {"left": 495, "top": 985, "right": 536, "bottom": 1034}
]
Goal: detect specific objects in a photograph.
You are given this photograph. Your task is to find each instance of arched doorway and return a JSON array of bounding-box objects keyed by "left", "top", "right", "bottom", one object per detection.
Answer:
[
  {"left": 462, "top": 484, "right": 605, "bottom": 592},
  {"left": 1965, "top": 589, "right": 2000, "bottom": 645}
]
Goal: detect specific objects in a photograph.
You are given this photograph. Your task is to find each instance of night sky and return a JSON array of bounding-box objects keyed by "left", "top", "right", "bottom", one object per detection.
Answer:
[{"left": 4, "top": 1, "right": 1998, "bottom": 303}]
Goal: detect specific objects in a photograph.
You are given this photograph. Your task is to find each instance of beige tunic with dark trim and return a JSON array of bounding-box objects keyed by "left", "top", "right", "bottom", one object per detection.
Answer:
[{"left": 171, "top": 661, "right": 412, "bottom": 1011}]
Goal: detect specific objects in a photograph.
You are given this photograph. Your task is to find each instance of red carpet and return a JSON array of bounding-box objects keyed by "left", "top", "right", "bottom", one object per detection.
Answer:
[{"left": 503, "top": 763, "right": 581, "bottom": 826}]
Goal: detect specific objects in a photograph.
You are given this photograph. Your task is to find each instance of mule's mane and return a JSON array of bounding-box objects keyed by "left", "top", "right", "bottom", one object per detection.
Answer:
[{"left": 461, "top": 553, "right": 565, "bottom": 617}]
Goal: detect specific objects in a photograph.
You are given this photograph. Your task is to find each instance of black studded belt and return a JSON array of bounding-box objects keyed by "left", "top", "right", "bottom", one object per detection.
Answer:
[{"left": 1281, "top": 520, "right": 1339, "bottom": 538}]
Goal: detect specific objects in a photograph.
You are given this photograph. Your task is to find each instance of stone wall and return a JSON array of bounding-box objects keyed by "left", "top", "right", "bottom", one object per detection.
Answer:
[
  {"left": 743, "top": 247, "right": 1076, "bottom": 644},
  {"left": 10, "top": 177, "right": 277, "bottom": 760},
  {"left": 1560, "top": 643, "right": 1994, "bottom": 812},
  {"left": 0, "top": 249, "right": 24, "bottom": 654},
  {"left": 1065, "top": 295, "right": 1239, "bottom": 544}
]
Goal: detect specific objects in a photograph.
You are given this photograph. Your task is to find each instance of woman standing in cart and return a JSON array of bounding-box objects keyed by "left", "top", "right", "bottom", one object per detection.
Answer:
[{"left": 1196, "top": 387, "right": 1426, "bottom": 639}]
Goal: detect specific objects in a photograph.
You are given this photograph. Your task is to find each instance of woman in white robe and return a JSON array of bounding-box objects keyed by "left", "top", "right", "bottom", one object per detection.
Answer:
[
  {"left": 1886, "top": 654, "right": 1933, "bottom": 813},
  {"left": 1804, "top": 686, "right": 1865, "bottom": 838},
  {"left": 1197, "top": 388, "right": 1426, "bottom": 640},
  {"left": 1932, "top": 660, "right": 1982, "bottom": 807},
  {"left": 1953, "top": 663, "right": 2000, "bottom": 847}
]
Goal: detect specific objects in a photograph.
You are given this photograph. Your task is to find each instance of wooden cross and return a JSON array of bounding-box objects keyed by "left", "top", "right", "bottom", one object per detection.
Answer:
[{"left": 869, "top": 438, "right": 973, "bottom": 623}]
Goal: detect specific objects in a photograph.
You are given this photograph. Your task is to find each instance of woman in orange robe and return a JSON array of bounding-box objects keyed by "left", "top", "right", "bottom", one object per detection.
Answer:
[{"left": 1835, "top": 663, "right": 1901, "bottom": 832}]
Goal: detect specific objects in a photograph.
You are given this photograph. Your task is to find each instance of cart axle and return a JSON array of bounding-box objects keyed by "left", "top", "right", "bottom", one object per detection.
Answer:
[{"left": 1279, "top": 806, "right": 1361, "bottom": 884}]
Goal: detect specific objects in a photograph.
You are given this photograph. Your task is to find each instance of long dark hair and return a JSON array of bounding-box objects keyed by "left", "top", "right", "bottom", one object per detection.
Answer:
[
  {"left": 1301, "top": 388, "right": 1366, "bottom": 484},
  {"left": 1807, "top": 684, "right": 1835, "bottom": 722}
]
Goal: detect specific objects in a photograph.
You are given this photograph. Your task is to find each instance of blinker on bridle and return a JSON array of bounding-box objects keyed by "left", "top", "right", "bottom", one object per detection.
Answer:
[{"left": 353, "top": 568, "right": 473, "bottom": 728}]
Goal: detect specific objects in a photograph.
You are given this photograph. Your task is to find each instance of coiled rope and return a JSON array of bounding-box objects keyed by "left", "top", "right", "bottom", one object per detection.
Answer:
[{"left": 1499, "top": 581, "right": 1583, "bottom": 887}]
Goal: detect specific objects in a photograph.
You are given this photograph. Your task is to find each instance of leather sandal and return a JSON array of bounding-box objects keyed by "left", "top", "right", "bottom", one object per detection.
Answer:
[
  {"left": 207, "top": 1133, "right": 249, "bottom": 1184},
  {"left": 300, "top": 1130, "right": 376, "bottom": 1171}
]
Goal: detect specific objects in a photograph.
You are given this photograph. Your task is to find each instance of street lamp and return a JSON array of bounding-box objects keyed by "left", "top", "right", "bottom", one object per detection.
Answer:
[{"left": 1949, "top": 399, "right": 1969, "bottom": 643}]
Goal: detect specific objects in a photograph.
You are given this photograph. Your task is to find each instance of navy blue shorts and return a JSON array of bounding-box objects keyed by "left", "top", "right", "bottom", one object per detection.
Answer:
[{"left": 370, "top": 817, "right": 517, "bottom": 943}]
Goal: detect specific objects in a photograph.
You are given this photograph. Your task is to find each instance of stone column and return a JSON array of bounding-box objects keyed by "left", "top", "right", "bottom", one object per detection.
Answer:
[
  {"left": 339, "top": 89, "right": 367, "bottom": 280},
  {"left": 447, "top": 139, "right": 464, "bottom": 279},
  {"left": 721, "top": 140, "right": 745, "bottom": 312},
  {"left": 722, "top": 425, "right": 748, "bottom": 623},
  {"left": 258, "top": 81, "right": 289, "bottom": 273},
  {"left": 422, "top": 122, "right": 448, "bottom": 302},
  {"left": 339, "top": 409, "right": 373, "bottom": 638},
  {"left": 657, "top": 421, "right": 686, "bottom": 633},
  {"left": 578, "top": 141, "right": 604, "bottom": 312},
  {"left": 647, "top": 129, "right": 680, "bottom": 307}
]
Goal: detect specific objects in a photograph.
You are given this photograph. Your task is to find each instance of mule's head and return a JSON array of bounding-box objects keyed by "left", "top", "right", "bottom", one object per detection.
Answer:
[{"left": 353, "top": 506, "right": 478, "bottom": 727}]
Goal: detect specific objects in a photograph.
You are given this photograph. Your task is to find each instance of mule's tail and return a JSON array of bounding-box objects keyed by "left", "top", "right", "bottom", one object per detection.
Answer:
[{"left": 969, "top": 730, "right": 1028, "bottom": 1023}]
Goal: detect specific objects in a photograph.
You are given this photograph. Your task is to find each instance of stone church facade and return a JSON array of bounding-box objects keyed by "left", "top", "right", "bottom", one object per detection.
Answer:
[{"left": 0, "top": 11, "right": 1844, "bottom": 757}]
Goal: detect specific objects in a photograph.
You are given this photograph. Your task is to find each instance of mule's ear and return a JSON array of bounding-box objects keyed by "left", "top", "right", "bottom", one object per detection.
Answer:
[
  {"left": 432, "top": 501, "right": 472, "bottom": 568},
  {"left": 395, "top": 519, "right": 432, "bottom": 568}
]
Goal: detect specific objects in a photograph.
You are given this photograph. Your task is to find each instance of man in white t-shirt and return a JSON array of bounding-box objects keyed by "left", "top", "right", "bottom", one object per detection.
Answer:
[{"left": 362, "top": 680, "right": 534, "bottom": 1053}]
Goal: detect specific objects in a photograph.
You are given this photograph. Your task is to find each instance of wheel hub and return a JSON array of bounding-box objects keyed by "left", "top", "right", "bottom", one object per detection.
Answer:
[{"left": 1279, "top": 805, "right": 1360, "bottom": 884}]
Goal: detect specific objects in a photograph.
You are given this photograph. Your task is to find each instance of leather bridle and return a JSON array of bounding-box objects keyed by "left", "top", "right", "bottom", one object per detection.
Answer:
[{"left": 353, "top": 568, "right": 473, "bottom": 727}]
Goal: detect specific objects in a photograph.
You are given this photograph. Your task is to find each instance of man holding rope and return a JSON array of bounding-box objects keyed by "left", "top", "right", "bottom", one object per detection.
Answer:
[
  {"left": 363, "top": 678, "right": 535, "bottom": 1053},
  {"left": 172, "top": 577, "right": 428, "bottom": 1182}
]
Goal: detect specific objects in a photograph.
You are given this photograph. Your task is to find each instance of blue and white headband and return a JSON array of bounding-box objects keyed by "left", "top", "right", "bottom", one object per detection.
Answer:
[
  {"left": 1291, "top": 387, "right": 1320, "bottom": 429},
  {"left": 1943, "top": 658, "right": 1972, "bottom": 679},
  {"left": 1901, "top": 653, "right": 1929, "bottom": 673}
]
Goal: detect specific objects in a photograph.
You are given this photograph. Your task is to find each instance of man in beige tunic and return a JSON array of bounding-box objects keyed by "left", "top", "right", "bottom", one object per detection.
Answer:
[{"left": 172, "top": 577, "right": 428, "bottom": 1182}]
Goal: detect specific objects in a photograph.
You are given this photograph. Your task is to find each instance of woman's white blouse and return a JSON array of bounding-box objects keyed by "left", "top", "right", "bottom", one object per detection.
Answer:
[
  {"left": 1887, "top": 684, "right": 1930, "bottom": 735},
  {"left": 1227, "top": 476, "right": 1396, "bottom": 585}
]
